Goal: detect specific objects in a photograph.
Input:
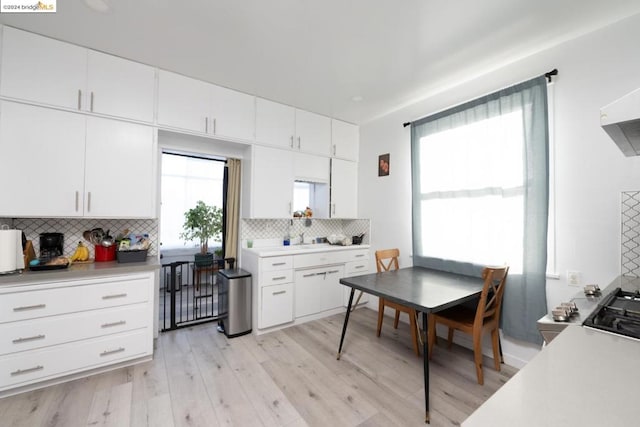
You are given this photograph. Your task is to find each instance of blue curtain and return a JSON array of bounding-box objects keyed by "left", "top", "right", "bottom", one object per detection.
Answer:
[{"left": 410, "top": 76, "right": 549, "bottom": 345}]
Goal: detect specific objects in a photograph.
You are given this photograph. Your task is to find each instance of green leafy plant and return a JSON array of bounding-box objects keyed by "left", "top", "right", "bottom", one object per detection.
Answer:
[{"left": 180, "top": 201, "right": 223, "bottom": 254}]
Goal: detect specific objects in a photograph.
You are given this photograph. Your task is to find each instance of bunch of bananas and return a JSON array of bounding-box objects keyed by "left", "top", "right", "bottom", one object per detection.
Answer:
[{"left": 69, "top": 241, "right": 90, "bottom": 262}]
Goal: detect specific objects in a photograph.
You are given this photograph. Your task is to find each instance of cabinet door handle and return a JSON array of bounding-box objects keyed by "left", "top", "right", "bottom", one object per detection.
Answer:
[
  {"left": 327, "top": 270, "right": 340, "bottom": 274},
  {"left": 354, "top": 265, "right": 366, "bottom": 269},
  {"left": 11, "top": 365, "right": 44, "bottom": 376},
  {"left": 213, "top": 118, "right": 216, "bottom": 134},
  {"left": 75, "top": 191, "right": 80, "bottom": 212},
  {"left": 13, "top": 304, "right": 46, "bottom": 312},
  {"left": 101, "top": 320, "right": 127, "bottom": 328},
  {"left": 12, "top": 334, "right": 46, "bottom": 344},
  {"left": 297, "top": 136, "right": 301, "bottom": 149},
  {"left": 100, "top": 347, "right": 125, "bottom": 357},
  {"left": 332, "top": 204, "right": 336, "bottom": 215},
  {"left": 303, "top": 273, "right": 316, "bottom": 278},
  {"left": 290, "top": 136, "right": 294, "bottom": 148},
  {"left": 355, "top": 254, "right": 365, "bottom": 258},
  {"left": 87, "top": 191, "right": 92, "bottom": 212},
  {"left": 271, "top": 262, "right": 286, "bottom": 266},
  {"left": 271, "top": 276, "right": 287, "bottom": 281},
  {"left": 205, "top": 117, "right": 208, "bottom": 133},
  {"left": 90, "top": 91, "right": 94, "bottom": 112},
  {"left": 333, "top": 144, "right": 336, "bottom": 156},
  {"left": 272, "top": 290, "right": 286, "bottom": 296},
  {"left": 102, "top": 293, "right": 127, "bottom": 300},
  {"left": 77, "top": 89, "right": 82, "bottom": 110}
]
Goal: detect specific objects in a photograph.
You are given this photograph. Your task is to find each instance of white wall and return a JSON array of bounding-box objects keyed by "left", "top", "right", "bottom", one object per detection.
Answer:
[{"left": 358, "top": 13, "right": 640, "bottom": 367}]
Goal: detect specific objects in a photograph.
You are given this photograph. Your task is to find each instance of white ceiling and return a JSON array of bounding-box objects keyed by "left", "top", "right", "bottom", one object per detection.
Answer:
[{"left": 2, "top": 0, "right": 640, "bottom": 125}]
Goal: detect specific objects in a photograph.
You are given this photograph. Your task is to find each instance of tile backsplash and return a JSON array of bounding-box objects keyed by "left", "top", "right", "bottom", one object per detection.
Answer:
[
  {"left": 622, "top": 191, "right": 640, "bottom": 277},
  {"left": 1, "top": 217, "right": 158, "bottom": 259},
  {"left": 241, "top": 218, "right": 370, "bottom": 246}
]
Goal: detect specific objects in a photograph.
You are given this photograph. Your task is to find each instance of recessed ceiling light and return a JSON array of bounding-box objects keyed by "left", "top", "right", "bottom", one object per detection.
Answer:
[
  {"left": 351, "top": 95, "right": 363, "bottom": 102},
  {"left": 84, "top": 0, "right": 111, "bottom": 13}
]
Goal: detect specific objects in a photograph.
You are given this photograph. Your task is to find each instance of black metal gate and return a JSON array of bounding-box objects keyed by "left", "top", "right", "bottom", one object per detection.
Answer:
[{"left": 160, "top": 261, "right": 227, "bottom": 331}]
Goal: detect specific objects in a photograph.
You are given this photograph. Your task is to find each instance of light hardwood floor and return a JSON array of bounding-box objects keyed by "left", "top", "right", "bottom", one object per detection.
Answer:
[{"left": 0, "top": 308, "right": 517, "bottom": 427}]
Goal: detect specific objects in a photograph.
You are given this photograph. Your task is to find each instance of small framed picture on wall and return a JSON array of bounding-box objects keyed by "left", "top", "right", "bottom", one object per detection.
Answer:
[{"left": 378, "top": 153, "right": 390, "bottom": 176}]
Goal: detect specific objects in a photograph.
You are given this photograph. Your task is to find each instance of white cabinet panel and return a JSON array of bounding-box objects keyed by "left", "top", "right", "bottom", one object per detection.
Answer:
[
  {"left": 331, "top": 119, "right": 359, "bottom": 161},
  {"left": 295, "top": 265, "right": 344, "bottom": 317},
  {"left": 295, "top": 109, "right": 331, "bottom": 156},
  {"left": 0, "top": 102, "right": 155, "bottom": 218},
  {"left": 210, "top": 84, "right": 255, "bottom": 141},
  {"left": 1, "top": 27, "right": 155, "bottom": 123},
  {"left": 158, "top": 70, "right": 255, "bottom": 141},
  {"left": 250, "top": 146, "right": 294, "bottom": 218},
  {"left": 294, "top": 153, "right": 330, "bottom": 183},
  {"left": 84, "top": 117, "right": 155, "bottom": 218},
  {"left": 0, "top": 101, "right": 86, "bottom": 217},
  {"left": 87, "top": 50, "right": 156, "bottom": 123},
  {"left": 255, "top": 98, "right": 295, "bottom": 149},
  {"left": 157, "top": 70, "right": 210, "bottom": 133},
  {"left": 0, "top": 27, "right": 87, "bottom": 111},
  {"left": 331, "top": 159, "right": 358, "bottom": 218},
  {"left": 260, "top": 283, "right": 293, "bottom": 328}
]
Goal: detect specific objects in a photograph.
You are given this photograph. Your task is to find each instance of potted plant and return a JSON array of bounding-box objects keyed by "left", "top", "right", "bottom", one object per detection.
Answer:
[
  {"left": 214, "top": 248, "right": 225, "bottom": 268},
  {"left": 180, "top": 201, "right": 223, "bottom": 266}
]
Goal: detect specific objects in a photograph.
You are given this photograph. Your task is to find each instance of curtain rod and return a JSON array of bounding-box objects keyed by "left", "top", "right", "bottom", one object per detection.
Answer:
[{"left": 402, "top": 68, "right": 558, "bottom": 128}]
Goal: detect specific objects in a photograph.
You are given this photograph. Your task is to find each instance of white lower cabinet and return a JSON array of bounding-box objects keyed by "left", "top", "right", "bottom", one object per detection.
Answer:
[
  {"left": 260, "top": 283, "right": 294, "bottom": 328},
  {"left": 243, "top": 247, "right": 369, "bottom": 333},
  {"left": 0, "top": 272, "right": 154, "bottom": 395},
  {"left": 295, "top": 265, "right": 344, "bottom": 318}
]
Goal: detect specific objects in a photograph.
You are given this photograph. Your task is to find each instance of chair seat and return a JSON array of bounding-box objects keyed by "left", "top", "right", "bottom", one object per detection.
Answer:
[{"left": 433, "top": 306, "right": 476, "bottom": 328}]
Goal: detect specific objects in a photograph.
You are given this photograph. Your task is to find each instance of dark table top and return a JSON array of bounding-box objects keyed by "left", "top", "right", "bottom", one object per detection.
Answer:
[{"left": 340, "top": 266, "right": 485, "bottom": 313}]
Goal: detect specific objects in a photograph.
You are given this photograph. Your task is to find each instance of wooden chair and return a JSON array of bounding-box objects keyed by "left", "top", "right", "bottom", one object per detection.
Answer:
[
  {"left": 427, "top": 266, "right": 509, "bottom": 385},
  {"left": 375, "top": 249, "right": 421, "bottom": 357}
]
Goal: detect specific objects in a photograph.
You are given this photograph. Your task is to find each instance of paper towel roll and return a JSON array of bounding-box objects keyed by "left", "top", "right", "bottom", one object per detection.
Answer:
[{"left": 0, "top": 229, "right": 21, "bottom": 273}]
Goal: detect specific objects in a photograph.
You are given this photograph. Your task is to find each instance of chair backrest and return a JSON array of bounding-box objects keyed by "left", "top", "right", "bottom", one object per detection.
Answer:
[
  {"left": 475, "top": 266, "right": 509, "bottom": 327},
  {"left": 375, "top": 249, "right": 400, "bottom": 273}
]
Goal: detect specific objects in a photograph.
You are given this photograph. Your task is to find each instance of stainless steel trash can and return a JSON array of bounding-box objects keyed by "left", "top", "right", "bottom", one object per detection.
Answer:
[{"left": 218, "top": 268, "right": 252, "bottom": 337}]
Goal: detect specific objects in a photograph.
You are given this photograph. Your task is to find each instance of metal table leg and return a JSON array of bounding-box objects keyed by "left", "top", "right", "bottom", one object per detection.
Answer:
[
  {"left": 337, "top": 288, "right": 355, "bottom": 360},
  {"left": 423, "top": 311, "right": 430, "bottom": 423}
]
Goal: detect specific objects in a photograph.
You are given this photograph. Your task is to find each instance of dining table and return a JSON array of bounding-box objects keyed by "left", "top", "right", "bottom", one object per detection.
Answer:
[{"left": 337, "top": 266, "right": 486, "bottom": 424}]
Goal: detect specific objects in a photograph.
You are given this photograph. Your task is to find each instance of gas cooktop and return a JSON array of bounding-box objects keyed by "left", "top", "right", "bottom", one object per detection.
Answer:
[{"left": 583, "top": 287, "right": 640, "bottom": 340}]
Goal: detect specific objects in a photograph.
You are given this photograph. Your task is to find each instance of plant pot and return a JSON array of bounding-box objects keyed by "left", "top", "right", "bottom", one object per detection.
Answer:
[{"left": 194, "top": 252, "right": 213, "bottom": 267}]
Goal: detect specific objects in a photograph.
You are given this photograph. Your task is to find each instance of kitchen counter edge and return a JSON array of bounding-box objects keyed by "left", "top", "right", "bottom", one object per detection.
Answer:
[
  {"left": 0, "top": 258, "right": 160, "bottom": 286},
  {"left": 244, "top": 244, "right": 370, "bottom": 257}
]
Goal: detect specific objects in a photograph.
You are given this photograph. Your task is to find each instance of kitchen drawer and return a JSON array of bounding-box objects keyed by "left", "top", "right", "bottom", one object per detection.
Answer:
[
  {"left": 0, "top": 329, "right": 151, "bottom": 390},
  {"left": 0, "top": 303, "right": 150, "bottom": 356},
  {"left": 261, "top": 269, "right": 293, "bottom": 287},
  {"left": 341, "top": 249, "right": 369, "bottom": 263},
  {"left": 260, "top": 255, "right": 293, "bottom": 272},
  {"left": 0, "top": 275, "right": 151, "bottom": 323},
  {"left": 294, "top": 252, "right": 341, "bottom": 269},
  {"left": 346, "top": 259, "right": 370, "bottom": 276},
  {"left": 259, "top": 283, "right": 294, "bottom": 329}
]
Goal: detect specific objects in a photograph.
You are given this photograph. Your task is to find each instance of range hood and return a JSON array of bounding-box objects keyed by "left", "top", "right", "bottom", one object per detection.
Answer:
[{"left": 600, "top": 88, "right": 640, "bottom": 156}]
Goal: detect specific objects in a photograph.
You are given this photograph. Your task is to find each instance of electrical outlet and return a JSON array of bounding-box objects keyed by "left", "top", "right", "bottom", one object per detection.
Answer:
[{"left": 567, "top": 270, "right": 581, "bottom": 287}]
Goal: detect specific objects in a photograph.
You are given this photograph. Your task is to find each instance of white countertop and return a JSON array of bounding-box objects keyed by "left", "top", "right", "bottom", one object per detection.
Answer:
[
  {"left": 0, "top": 258, "right": 160, "bottom": 287},
  {"left": 243, "top": 243, "right": 369, "bottom": 257},
  {"left": 464, "top": 276, "right": 640, "bottom": 427}
]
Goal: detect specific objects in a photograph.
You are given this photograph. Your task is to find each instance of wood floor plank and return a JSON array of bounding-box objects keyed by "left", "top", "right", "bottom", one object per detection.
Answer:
[
  {"left": 85, "top": 381, "right": 133, "bottom": 427},
  {"left": 0, "top": 308, "right": 518, "bottom": 427}
]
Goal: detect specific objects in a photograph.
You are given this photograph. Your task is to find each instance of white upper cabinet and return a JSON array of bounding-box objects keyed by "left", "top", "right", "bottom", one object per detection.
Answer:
[
  {"left": 1, "top": 27, "right": 87, "bottom": 111},
  {"left": 256, "top": 98, "right": 331, "bottom": 156},
  {"left": 86, "top": 50, "right": 156, "bottom": 123},
  {"left": 294, "top": 152, "right": 330, "bottom": 183},
  {"left": 331, "top": 119, "right": 359, "bottom": 161},
  {"left": 255, "top": 98, "right": 296, "bottom": 149},
  {"left": 249, "top": 146, "right": 294, "bottom": 218},
  {"left": 0, "top": 101, "right": 156, "bottom": 218},
  {"left": 331, "top": 159, "right": 358, "bottom": 218},
  {"left": 157, "top": 70, "right": 255, "bottom": 141},
  {"left": 0, "top": 27, "right": 155, "bottom": 123}
]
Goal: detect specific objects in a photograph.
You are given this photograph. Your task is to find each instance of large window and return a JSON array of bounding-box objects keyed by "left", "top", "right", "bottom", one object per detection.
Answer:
[
  {"left": 160, "top": 153, "right": 225, "bottom": 250},
  {"left": 411, "top": 76, "right": 550, "bottom": 344},
  {"left": 417, "top": 111, "right": 524, "bottom": 272}
]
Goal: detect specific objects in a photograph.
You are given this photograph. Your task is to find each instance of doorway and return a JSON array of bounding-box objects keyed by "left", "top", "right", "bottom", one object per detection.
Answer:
[{"left": 159, "top": 151, "right": 228, "bottom": 331}]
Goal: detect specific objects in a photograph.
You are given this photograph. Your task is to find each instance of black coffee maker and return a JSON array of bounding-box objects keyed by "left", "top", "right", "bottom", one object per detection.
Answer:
[{"left": 39, "top": 232, "right": 64, "bottom": 259}]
